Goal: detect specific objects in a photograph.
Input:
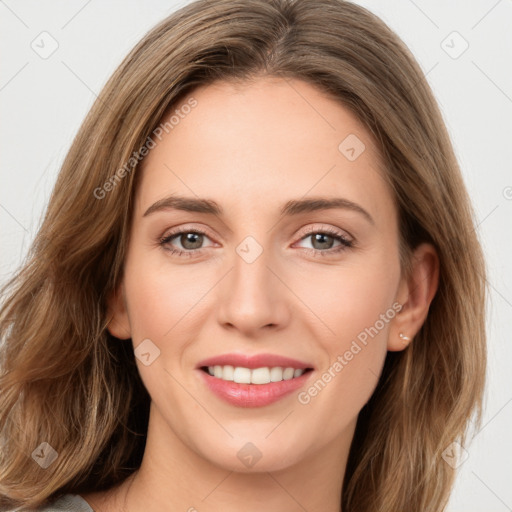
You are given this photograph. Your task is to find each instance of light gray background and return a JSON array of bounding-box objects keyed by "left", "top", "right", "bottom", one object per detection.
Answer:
[{"left": 1, "top": 1, "right": 511, "bottom": 510}]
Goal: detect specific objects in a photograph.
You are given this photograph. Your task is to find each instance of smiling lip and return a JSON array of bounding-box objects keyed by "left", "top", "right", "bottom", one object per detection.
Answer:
[{"left": 195, "top": 353, "right": 314, "bottom": 408}]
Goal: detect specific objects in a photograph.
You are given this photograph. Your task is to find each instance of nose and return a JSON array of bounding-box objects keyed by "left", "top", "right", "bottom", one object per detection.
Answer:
[{"left": 216, "top": 242, "right": 291, "bottom": 338}]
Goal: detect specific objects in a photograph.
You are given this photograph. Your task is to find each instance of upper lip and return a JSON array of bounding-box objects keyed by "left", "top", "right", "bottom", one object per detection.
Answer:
[{"left": 196, "top": 353, "right": 314, "bottom": 370}]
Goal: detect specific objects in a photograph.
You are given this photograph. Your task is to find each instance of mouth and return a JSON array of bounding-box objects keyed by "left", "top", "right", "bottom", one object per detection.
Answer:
[{"left": 195, "top": 353, "right": 315, "bottom": 407}]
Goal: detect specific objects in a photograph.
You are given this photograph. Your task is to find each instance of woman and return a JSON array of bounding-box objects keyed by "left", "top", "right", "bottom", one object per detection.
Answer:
[{"left": 0, "top": 0, "right": 486, "bottom": 511}]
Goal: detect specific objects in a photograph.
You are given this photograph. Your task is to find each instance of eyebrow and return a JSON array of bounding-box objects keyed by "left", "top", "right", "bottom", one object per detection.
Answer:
[{"left": 143, "top": 195, "right": 374, "bottom": 225}]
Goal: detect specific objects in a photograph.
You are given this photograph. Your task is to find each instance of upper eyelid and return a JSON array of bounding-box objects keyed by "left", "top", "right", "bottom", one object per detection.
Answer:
[
  {"left": 298, "top": 224, "right": 353, "bottom": 240},
  {"left": 162, "top": 225, "right": 217, "bottom": 243}
]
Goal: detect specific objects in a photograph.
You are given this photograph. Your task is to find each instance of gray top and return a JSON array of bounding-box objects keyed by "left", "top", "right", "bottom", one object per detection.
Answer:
[{"left": 33, "top": 494, "right": 93, "bottom": 512}]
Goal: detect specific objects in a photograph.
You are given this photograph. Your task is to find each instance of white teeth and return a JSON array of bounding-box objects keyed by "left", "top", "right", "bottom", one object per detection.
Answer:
[
  {"left": 269, "top": 367, "right": 283, "bottom": 382},
  {"left": 222, "top": 365, "right": 234, "bottom": 381},
  {"left": 233, "top": 367, "right": 251, "bottom": 384},
  {"left": 206, "top": 365, "right": 307, "bottom": 384},
  {"left": 283, "top": 367, "right": 295, "bottom": 380},
  {"left": 251, "top": 367, "right": 270, "bottom": 384}
]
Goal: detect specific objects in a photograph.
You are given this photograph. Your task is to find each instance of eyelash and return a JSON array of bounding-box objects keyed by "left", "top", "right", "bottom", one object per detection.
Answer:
[{"left": 158, "top": 226, "right": 354, "bottom": 258}]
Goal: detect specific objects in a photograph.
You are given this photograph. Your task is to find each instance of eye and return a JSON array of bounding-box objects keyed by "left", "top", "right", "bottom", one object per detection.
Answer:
[
  {"left": 294, "top": 226, "right": 354, "bottom": 256},
  {"left": 159, "top": 228, "right": 214, "bottom": 257}
]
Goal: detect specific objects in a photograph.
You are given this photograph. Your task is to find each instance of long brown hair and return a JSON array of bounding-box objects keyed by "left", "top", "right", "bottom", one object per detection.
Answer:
[{"left": 0, "top": 1, "right": 487, "bottom": 510}]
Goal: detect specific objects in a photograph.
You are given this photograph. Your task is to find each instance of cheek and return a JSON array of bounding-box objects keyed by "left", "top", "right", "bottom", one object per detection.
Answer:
[
  {"left": 122, "top": 249, "right": 213, "bottom": 343},
  {"left": 297, "top": 250, "right": 399, "bottom": 347},
  {"left": 121, "top": 254, "right": 210, "bottom": 408},
  {"left": 296, "top": 249, "right": 399, "bottom": 410}
]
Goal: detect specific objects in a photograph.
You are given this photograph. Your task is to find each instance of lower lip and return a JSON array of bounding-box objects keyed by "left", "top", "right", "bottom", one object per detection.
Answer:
[{"left": 197, "top": 369, "right": 313, "bottom": 407}]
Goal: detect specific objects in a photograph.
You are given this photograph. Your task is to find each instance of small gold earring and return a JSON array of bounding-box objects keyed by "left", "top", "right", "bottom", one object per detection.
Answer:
[{"left": 399, "top": 333, "right": 411, "bottom": 342}]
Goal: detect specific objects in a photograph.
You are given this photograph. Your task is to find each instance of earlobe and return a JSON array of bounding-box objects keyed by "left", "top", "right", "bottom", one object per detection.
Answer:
[
  {"left": 388, "top": 243, "right": 439, "bottom": 352},
  {"left": 106, "top": 283, "right": 132, "bottom": 340}
]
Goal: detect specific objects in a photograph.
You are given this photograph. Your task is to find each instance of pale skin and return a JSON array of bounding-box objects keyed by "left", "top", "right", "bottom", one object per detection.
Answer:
[{"left": 82, "top": 77, "right": 439, "bottom": 512}]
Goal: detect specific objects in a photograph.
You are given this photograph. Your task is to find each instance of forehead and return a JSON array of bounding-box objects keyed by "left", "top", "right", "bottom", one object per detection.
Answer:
[{"left": 135, "top": 77, "right": 395, "bottom": 224}]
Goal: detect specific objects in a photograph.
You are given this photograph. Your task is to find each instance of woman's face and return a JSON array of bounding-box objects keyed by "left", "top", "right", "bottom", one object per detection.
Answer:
[{"left": 110, "top": 77, "right": 407, "bottom": 472}]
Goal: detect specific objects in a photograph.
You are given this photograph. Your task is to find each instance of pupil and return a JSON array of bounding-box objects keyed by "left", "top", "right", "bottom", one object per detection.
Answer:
[
  {"left": 313, "top": 233, "right": 333, "bottom": 250},
  {"left": 182, "top": 233, "right": 202, "bottom": 249}
]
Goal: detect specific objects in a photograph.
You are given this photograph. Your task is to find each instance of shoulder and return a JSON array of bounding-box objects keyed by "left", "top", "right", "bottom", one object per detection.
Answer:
[{"left": 31, "top": 494, "right": 94, "bottom": 512}]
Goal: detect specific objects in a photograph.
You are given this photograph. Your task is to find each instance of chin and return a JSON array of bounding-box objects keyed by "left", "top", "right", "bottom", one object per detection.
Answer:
[{"left": 194, "top": 434, "right": 308, "bottom": 474}]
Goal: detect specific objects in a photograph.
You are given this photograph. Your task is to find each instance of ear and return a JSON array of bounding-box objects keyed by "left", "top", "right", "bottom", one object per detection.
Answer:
[
  {"left": 106, "top": 282, "right": 132, "bottom": 340},
  {"left": 388, "top": 242, "right": 439, "bottom": 351}
]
